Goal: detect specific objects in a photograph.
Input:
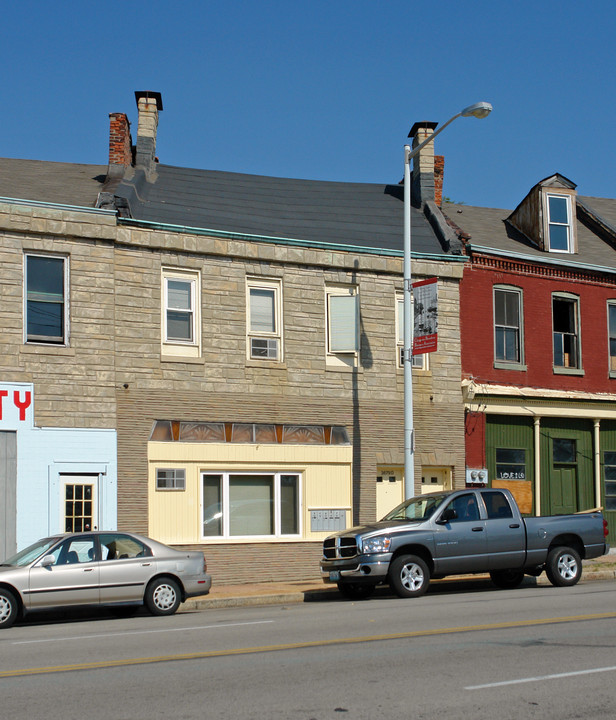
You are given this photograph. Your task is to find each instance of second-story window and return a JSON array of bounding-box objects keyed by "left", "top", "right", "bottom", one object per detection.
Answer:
[
  {"left": 553, "top": 294, "right": 580, "bottom": 370},
  {"left": 326, "top": 285, "right": 359, "bottom": 368},
  {"left": 247, "top": 278, "right": 282, "bottom": 361},
  {"left": 608, "top": 302, "right": 616, "bottom": 376},
  {"left": 162, "top": 268, "right": 200, "bottom": 357},
  {"left": 494, "top": 287, "right": 523, "bottom": 366},
  {"left": 546, "top": 194, "right": 573, "bottom": 253},
  {"left": 25, "top": 254, "right": 67, "bottom": 344}
]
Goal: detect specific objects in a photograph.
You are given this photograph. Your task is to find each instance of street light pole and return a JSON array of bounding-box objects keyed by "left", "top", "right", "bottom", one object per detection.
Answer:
[{"left": 403, "top": 102, "right": 492, "bottom": 500}]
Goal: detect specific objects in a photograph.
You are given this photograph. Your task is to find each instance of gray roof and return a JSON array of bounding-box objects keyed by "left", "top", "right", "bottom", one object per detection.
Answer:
[
  {"left": 443, "top": 197, "right": 616, "bottom": 273},
  {"left": 115, "top": 164, "right": 445, "bottom": 255},
  {"left": 0, "top": 158, "right": 106, "bottom": 208}
]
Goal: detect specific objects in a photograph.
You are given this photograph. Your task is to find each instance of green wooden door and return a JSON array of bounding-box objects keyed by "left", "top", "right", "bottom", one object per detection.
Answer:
[{"left": 600, "top": 421, "right": 616, "bottom": 545}]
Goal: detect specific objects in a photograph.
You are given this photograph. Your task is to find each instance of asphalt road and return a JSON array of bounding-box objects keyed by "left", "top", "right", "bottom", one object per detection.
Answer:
[{"left": 2, "top": 580, "right": 616, "bottom": 719}]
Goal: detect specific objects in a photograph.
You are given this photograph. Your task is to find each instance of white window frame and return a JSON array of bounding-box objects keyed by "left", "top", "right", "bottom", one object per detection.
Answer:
[
  {"left": 545, "top": 193, "right": 574, "bottom": 253},
  {"left": 552, "top": 292, "right": 582, "bottom": 373},
  {"left": 24, "top": 253, "right": 69, "bottom": 345},
  {"left": 326, "top": 284, "right": 359, "bottom": 368},
  {"left": 493, "top": 285, "right": 525, "bottom": 368},
  {"left": 607, "top": 301, "right": 616, "bottom": 377},
  {"left": 161, "top": 268, "right": 201, "bottom": 358},
  {"left": 200, "top": 471, "right": 302, "bottom": 539},
  {"left": 396, "top": 293, "right": 427, "bottom": 370},
  {"left": 246, "top": 277, "right": 283, "bottom": 362}
]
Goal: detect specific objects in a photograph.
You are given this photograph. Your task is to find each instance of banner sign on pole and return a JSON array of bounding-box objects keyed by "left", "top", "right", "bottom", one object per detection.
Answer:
[{"left": 413, "top": 277, "right": 438, "bottom": 354}]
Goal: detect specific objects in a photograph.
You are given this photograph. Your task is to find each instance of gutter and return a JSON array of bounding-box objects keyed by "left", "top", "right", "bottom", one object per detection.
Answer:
[
  {"left": 119, "top": 216, "right": 468, "bottom": 263},
  {"left": 0, "top": 196, "right": 116, "bottom": 216}
]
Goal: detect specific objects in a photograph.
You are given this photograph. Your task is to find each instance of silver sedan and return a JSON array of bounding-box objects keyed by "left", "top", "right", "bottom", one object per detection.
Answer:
[{"left": 0, "top": 531, "right": 212, "bottom": 628}]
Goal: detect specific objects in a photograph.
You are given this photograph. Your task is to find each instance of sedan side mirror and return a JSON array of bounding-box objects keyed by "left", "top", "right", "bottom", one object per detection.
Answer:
[
  {"left": 436, "top": 508, "right": 457, "bottom": 525},
  {"left": 40, "top": 555, "right": 55, "bottom": 567}
]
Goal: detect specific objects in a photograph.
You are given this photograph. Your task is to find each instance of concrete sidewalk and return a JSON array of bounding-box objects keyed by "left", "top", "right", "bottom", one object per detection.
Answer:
[{"left": 182, "top": 553, "right": 616, "bottom": 612}]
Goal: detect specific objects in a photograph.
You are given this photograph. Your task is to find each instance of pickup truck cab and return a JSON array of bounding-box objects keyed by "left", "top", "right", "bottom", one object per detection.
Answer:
[{"left": 320, "top": 488, "right": 609, "bottom": 600}]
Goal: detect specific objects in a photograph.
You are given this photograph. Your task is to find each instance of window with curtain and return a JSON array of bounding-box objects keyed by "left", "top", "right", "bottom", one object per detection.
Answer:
[{"left": 326, "top": 287, "right": 359, "bottom": 358}]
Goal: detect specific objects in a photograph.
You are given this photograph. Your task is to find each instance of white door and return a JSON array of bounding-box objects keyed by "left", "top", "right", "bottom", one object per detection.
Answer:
[{"left": 376, "top": 469, "right": 404, "bottom": 519}]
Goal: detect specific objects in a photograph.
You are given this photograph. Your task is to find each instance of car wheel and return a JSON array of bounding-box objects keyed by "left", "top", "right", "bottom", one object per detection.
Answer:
[
  {"left": 490, "top": 569, "right": 525, "bottom": 590},
  {"left": 145, "top": 577, "right": 181, "bottom": 616},
  {"left": 389, "top": 554, "right": 430, "bottom": 598},
  {"left": 0, "top": 588, "right": 18, "bottom": 629},
  {"left": 545, "top": 546, "right": 582, "bottom": 587},
  {"left": 336, "top": 582, "right": 376, "bottom": 600}
]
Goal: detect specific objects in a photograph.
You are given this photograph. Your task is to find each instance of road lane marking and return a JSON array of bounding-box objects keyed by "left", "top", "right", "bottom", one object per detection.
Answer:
[
  {"left": 11, "top": 620, "right": 274, "bottom": 645},
  {"left": 466, "top": 665, "right": 616, "bottom": 690},
  {"left": 2, "top": 612, "right": 615, "bottom": 678}
]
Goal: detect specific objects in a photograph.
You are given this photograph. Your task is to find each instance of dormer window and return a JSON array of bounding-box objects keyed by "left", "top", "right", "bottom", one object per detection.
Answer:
[{"left": 546, "top": 194, "right": 573, "bottom": 252}]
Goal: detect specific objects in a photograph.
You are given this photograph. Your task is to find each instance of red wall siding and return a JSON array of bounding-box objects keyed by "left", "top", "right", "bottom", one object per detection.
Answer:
[{"left": 460, "top": 260, "right": 616, "bottom": 393}]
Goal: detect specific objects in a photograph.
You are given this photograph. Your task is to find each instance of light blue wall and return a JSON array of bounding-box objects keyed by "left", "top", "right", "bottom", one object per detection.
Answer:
[{"left": 0, "top": 382, "right": 117, "bottom": 549}]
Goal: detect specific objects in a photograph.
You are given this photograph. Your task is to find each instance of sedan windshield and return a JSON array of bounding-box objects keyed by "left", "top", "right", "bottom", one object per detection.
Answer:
[
  {"left": 1, "top": 537, "right": 61, "bottom": 567},
  {"left": 382, "top": 493, "right": 449, "bottom": 522}
]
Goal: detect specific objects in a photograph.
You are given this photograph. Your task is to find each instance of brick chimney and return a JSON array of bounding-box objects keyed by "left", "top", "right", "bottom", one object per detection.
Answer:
[
  {"left": 434, "top": 155, "right": 444, "bottom": 206},
  {"left": 134, "top": 91, "right": 163, "bottom": 176},
  {"left": 107, "top": 112, "right": 132, "bottom": 178},
  {"left": 408, "top": 121, "right": 437, "bottom": 207}
]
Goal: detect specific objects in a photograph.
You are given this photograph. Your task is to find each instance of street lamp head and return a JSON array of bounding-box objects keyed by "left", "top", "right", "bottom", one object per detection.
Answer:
[{"left": 460, "top": 101, "right": 493, "bottom": 119}]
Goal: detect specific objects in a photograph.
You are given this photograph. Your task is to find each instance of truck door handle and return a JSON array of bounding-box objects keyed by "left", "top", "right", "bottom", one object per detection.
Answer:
[
  {"left": 471, "top": 526, "right": 484, "bottom": 532},
  {"left": 509, "top": 524, "right": 520, "bottom": 529}
]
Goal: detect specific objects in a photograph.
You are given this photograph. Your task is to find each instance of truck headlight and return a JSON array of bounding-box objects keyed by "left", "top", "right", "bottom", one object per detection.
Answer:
[{"left": 361, "top": 536, "right": 392, "bottom": 554}]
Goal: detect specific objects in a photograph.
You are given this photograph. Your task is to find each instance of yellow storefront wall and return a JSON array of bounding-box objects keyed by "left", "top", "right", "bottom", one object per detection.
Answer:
[{"left": 148, "top": 442, "right": 353, "bottom": 544}]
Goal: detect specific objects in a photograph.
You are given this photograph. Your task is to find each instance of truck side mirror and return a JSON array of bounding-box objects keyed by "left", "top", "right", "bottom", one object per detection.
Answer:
[{"left": 436, "top": 508, "right": 457, "bottom": 524}]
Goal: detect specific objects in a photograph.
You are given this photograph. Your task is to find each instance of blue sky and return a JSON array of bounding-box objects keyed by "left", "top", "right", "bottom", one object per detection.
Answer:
[{"left": 3, "top": 1, "right": 615, "bottom": 209}]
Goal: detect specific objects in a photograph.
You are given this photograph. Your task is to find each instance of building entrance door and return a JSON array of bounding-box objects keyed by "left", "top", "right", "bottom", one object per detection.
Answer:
[
  {"left": 376, "top": 468, "right": 403, "bottom": 519},
  {"left": 550, "top": 438, "right": 579, "bottom": 515},
  {"left": 0, "top": 431, "right": 17, "bottom": 560},
  {"left": 60, "top": 475, "right": 99, "bottom": 532}
]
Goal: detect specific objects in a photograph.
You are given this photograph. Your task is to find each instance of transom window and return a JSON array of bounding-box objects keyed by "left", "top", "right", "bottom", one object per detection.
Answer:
[
  {"left": 202, "top": 472, "right": 300, "bottom": 538},
  {"left": 553, "top": 294, "right": 580, "bottom": 370},
  {"left": 247, "top": 278, "right": 282, "bottom": 361},
  {"left": 546, "top": 194, "right": 573, "bottom": 252},
  {"left": 25, "top": 254, "right": 67, "bottom": 344},
  {"left": 494, "top": 287, "right": 523, "bottom": 365}
]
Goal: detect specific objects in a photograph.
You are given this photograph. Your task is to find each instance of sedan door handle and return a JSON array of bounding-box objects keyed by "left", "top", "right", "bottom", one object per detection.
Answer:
[
  {"left": 83, "top": 568, "right": 94, "bottom": 572},
  {"left": 509, "top": 524, "right": 520, "bottom": 529},
  {"left": 471, "top": 526, "right": 484, "bottom": 532},
  {"left": 141, "top": 563, "right": 152, "bottom": 567}
]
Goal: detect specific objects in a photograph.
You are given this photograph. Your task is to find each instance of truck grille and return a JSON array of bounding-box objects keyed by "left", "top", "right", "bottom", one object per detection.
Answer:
[{"left": 323, "top": 536, "right": 358, "bottom": 559}]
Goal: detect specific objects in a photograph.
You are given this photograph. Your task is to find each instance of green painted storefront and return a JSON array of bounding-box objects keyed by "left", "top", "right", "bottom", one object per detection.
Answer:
[{"left": 486, "top": 414, "right": 615, "bottom": 544}]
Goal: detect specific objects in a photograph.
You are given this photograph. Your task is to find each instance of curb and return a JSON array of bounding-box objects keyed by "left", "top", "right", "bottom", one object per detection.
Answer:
[{"left": 181, "top": 569, "right": 616, "bottom": 611}]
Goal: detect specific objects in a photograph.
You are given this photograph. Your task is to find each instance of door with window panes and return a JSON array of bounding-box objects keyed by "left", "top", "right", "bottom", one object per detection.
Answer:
[{"left": 61, "top": 474, "right": 98, "bottom": 532}]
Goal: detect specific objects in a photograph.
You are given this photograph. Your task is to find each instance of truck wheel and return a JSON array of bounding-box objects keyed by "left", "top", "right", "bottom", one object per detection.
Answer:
[
  {"left": 490, "top": 569, "right": 525, "bottom": 590},
  {"left": 545, "top": 546, "right": 582, "bottom": 587},
  {"left": 389, "top": 554, "right": 430, "bottom": 598},
  {"left": 337, "top": 582, "right": 375, "bottom": 600},
  {"left": 0, "top": 588, "right": 18, "bottom": 629},
  {"left": 545, "top": 547, "right": 582, "bottom": 587}
]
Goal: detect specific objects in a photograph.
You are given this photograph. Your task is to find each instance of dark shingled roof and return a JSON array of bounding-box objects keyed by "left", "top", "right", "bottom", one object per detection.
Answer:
[
  {"left": 0, "top": 158, "right": 106, "bottom": 208},
  {"left": 443, "top": 198, "right": 616, "bottom": 273},
  {"left": 114, "top": 164, "right": 446, "bottom": 255}
]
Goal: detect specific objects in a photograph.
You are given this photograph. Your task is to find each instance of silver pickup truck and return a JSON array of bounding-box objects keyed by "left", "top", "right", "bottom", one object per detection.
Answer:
[{"left": 320, "top": 488, "right": 609, "bottom": 599}]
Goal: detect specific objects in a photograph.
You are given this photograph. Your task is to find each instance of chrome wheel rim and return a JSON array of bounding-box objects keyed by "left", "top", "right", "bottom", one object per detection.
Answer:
[
  {"left": 400, "top": 562, "right": 424, "bottom": 592},
  {"left": 153, "top": 583, "right": 177, "bottom": 610},
  {"left": 0, "top": 595, "right": 12, "bottom": 624},
  {"left": 557, "top": 553, "right": 578, "bottom": 580}
]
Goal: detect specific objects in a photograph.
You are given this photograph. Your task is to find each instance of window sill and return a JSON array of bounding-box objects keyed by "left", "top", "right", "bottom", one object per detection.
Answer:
[
  {"left": 161, "top": 356, "right": 205, "bottom": 365},
  {"left": 21, "top": 343, "right": 75, "bottom": 357},
  {"left": 246, "top": 359, "right": 287, "bottom": 369},
  {"left": 553, "top": 366, "right": 584, "bottom": 376},
  {"left": 494, "top": 361, "right": 527, "bottom": 371}
]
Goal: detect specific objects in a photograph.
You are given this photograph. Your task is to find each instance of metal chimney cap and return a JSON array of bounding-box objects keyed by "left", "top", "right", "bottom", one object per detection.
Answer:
[{"left": 134, "top": 91, "right": 163, "bottom": 111}]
